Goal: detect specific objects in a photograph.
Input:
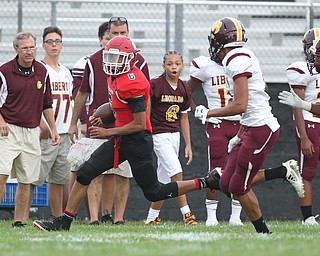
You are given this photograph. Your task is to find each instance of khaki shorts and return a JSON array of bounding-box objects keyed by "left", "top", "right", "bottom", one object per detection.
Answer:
[
  {"left": 67, "top": 137, "right": 132, "bottom": 178},
  {"left": 33, "top": 134, "right": 71, "bottom": 186},
  {"left": 0, "top": 124, "right": 41, "bottom": 183}
]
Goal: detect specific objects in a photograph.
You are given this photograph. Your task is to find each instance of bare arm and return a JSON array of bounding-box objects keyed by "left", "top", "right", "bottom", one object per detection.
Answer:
[
  {"left": 0, "top": 112, "right": 9, "bottom": 137},
  {"left": 293, "top": 88, "right": 314, "bottom": 158},
  {"left": 43, "top": 108, "right": 60, "bottom": 145},
  {"left": 310, "top": 104, "right": 320, "bottom": 115},
  {"left": 89, "top": 111, "right": 146, "bottom": 138},
  {"left": 68, "top": 90, "right": 90, "bottom": 142},
  {"left": 180, "top": 112, "right": 192, "bottom": 165},
  {"left": 187, "top": 78, "right": 202, "bottom": 113},
  {"left": 207, "top": 76, "right": 248, "bottom": 117}
]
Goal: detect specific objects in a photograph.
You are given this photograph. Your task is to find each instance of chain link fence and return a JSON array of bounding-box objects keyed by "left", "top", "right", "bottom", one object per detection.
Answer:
[{"left": 1, "top": 0, "right": 320, "bottom": 82}]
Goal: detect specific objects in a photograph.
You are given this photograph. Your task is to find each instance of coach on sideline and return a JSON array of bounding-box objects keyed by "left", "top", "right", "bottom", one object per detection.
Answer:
[{"left": 0, "top": 31, "right": 60, "bottom": 228}]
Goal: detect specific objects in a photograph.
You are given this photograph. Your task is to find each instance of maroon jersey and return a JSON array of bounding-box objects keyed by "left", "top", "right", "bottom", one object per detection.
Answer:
[
  {"left": 107, "top": 66, "right": 152, "bottom": 133},
  {"left": 150, "top": 75, "right": 192, "bottom": 134},
  {"left": 0, "top": 56, "right": 52, "bottom": 128}
]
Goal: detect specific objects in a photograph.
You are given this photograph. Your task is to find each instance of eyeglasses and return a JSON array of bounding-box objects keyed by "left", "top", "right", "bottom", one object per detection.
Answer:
[
  {"left": 109, "top": 17, "right": 127, "bottom": 23},
  {"left": 20, "top": 46, "right": 36, "bottom": 52},
  {"left": 44, "top": 39, "right": 62, "bottom": 45}
]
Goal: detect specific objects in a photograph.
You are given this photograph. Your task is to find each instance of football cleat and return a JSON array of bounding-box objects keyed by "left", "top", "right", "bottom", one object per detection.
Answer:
[
  {"left": 204, "top": 167, "right": 222, "bottom": 190},
  {"left": 283, "top": 159, "right": 305, "bottom": 198},
  {"left": 183, "top": 212, "right": 198, "bottom": 225},
  {"left": 302, "top": 215, "right": 319, "bottom": 226},
  {"left": 33, "top": 216, "right": 70, "bottom": 231},
  {"left": 144, "top": 217, "right": 161, "bottom": 225}
]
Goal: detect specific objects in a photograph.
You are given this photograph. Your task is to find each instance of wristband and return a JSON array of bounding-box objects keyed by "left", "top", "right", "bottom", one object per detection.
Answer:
[{"left": 300, "top": 101, "right": 312, "bottom": 111}]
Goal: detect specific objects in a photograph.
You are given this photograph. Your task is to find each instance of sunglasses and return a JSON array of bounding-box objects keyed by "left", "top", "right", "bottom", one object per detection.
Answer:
[{"left": 109, "top": 17, "right": 127, "bottom": 23}]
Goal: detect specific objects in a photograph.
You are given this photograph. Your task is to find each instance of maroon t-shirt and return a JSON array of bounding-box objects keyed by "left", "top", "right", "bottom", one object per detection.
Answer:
[
  {"left": 150, "top": 75, "right": 191, "bottom": 134},
  {"left": 0, "top": 56, "right": 52, "bottom": 128}
]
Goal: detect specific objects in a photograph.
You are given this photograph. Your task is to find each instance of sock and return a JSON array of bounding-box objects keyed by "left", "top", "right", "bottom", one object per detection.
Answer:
[
  {"left": 180, "top": 205, "right": 191, "bottom": 216},
  {"left": 205, "top": 199, "right": 218, "bottom": 222},
  {"left": 195, "top": 178, "right": 207, "bottom": 189},
  {"left": 301, "top": 205, "right": 313, "bottom": 221},
  {"left": 230, "top": 199, "right": 242, "bottom": 220},
  {"left": 264, "top": 165, "right": 287, "bottom": 181},
  {"left": 252, "top": 216, "right": 270, "bottom": 233},
  {"left": 63, "top": 210, "right": 76, "bottom": 224},
  {"left": 146, "top": 208, "right": 160, "bottom": 223}
]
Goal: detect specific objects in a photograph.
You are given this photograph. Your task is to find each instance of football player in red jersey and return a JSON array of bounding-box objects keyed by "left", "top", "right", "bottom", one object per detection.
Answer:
[
  {"left": 144, "top": 51, "right": 197, "bottom": 225},
  {"left": 33, "top": 36, "right": 221, "bottom": 231},
  {"left": 0, "top": 32, "right": 60, "bottom": 228},
  {"left": 68, "top": 18, "right": 150, "bottom": 225}
]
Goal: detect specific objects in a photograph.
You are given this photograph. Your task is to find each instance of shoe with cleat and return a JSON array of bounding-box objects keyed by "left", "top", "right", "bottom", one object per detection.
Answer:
[
  {"left": 283, "top": 159, "right": 305, "bottom": 198},
  {"left": 183, "top": 212, "right": 198, "bottom": 225}
]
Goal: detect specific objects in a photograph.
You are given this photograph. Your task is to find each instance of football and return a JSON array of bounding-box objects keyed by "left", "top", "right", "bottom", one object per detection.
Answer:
[{"left": 93, "top": 102, "right": 115, "bottom": 125}]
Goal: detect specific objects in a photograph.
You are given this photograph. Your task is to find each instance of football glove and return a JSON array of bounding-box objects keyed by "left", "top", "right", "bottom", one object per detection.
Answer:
[
  {"left": 206, "top": 117, "right": 222, "bottom": 124},
  {"left": 195, "top": 105, "right": 209, "bottom": 124},
  {"left": 227, "top": 135, "right": 240, "bottom": 153},
  {"left": 278, "top": 89, "right": 311, "bottom": 111}
]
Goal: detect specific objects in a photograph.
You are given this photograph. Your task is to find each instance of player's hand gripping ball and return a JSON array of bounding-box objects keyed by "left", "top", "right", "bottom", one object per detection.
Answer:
[{"left": 92, "top": 102, "right": 115, "bottom": 125}]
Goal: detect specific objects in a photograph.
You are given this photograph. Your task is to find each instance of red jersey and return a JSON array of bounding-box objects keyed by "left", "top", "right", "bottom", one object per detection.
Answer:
[
  {"left": 73, "top": 49, "right": 150, "bottom": 133},
  {"left": 107, "top": 66, "right": 152, "bottom": 133},
  {"left": 150, "top": 75, "right": 191, "bottom": 134},
  {"left": 0, "top": 56, "right": 52, "bottom": 128}
]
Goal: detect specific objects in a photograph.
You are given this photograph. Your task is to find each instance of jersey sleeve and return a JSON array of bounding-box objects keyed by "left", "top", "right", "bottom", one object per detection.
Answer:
[
  {"left": 118, "top": 72, "right": 149, "bottom": 101},
  {"left": 225, "top": 51, "right": 253, "bottom": 81},
  {"left": 286, "top": 62, "right": 308, "bottom": 89},
  {"left": 189, "top": 55, "right": 208, "bottom": 82}
]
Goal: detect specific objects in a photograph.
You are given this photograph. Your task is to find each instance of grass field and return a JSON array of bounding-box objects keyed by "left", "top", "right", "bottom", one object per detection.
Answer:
[{"left": 0, "top": 219, "right": 318, "bottom": 256}]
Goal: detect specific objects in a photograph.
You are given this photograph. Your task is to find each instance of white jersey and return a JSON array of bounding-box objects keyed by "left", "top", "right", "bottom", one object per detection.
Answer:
[
  {"left": 189, "top": 56, "right": 240, "bottom": 121},
  {"left": 46, "top": 64, "right": 74, "bottom": 133},
  {"left": 286, "top": 61, "right": 320, "bottom": 123},
  {"left": 222, "top": 47, "right": 279, "bottom": 131},
  {"left": 72, "top": 53, "right": 93, "bottom": 79}
]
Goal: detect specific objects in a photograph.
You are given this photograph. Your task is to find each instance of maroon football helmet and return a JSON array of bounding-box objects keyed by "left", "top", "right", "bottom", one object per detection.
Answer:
[
  {"left": 103, "top": 36, "right": 139, "bottom": 76},
  {"left": 208, "top": 17, "right": 247, "bottom": 64},
  {"left": 303, "top": 28, "right": 320, "bottom": 74}
]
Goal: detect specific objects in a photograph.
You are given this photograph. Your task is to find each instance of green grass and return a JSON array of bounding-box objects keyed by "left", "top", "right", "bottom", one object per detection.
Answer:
[{"left": 0, "top": 219, "right": 318, "bottom": 256}]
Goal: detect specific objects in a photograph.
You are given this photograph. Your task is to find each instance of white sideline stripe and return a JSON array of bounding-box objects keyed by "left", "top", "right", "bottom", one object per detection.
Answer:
[{"left": 26, "top": 232, "right": 280, "bottom": 243}]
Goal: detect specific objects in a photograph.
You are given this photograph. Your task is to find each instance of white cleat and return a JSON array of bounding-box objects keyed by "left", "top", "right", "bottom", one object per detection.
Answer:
[
  {"left": 205, "top": 219, "right": 219, "bottom": 227},
  {"left": 302, "top": 215, "right": 319, "bottom": 226},
  {"left": 283, "top": 159, "right": 305, "bottom": 198},
  {"left": 229, "top": 218, "right": 244, "bottom": 226}
]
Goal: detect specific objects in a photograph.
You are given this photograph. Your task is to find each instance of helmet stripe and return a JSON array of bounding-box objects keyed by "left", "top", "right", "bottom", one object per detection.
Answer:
[
  {"left": 229, "top": 17, "right": 243, "bottom": 41},
  {"left": 314, "top": 28, "right": 320, "bottom": 40}
]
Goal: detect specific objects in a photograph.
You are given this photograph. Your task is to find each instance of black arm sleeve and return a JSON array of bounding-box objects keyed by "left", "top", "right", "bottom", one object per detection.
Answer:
[{"left": 127, "top": 96, "right": 146, "bottom": 113}]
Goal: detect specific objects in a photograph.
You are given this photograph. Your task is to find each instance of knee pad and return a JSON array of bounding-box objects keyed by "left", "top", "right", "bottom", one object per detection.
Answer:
[
  {"left": 76, "top": 162, "right": 95, "bottom": 185},
  {"left": 142, "top": 182, "right": 178, "bottom": 202}
]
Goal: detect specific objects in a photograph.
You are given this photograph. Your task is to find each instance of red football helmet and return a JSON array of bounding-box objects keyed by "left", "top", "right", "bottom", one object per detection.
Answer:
[
  {"left": 103, "top": 36, "right": 139, "bottom": 76},
  {"left": 303, "top": 28, "right": 320, "bottom": 74},
  {"left": 208, "top": 17, "right": 247, "bottom": 64}
]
